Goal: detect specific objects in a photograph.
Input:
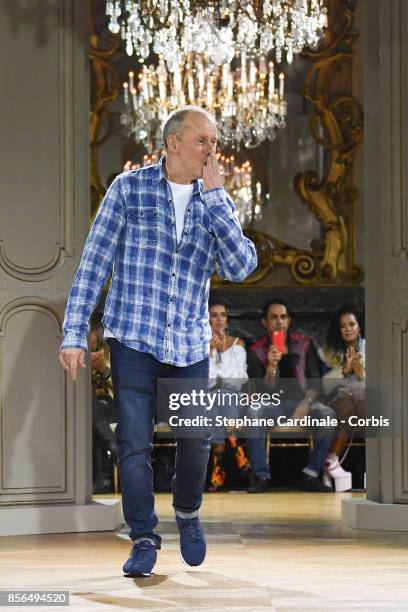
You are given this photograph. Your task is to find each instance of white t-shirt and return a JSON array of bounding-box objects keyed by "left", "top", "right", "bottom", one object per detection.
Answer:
[{"left": 168, "top": 180, "right": 194, "bottom": 243}]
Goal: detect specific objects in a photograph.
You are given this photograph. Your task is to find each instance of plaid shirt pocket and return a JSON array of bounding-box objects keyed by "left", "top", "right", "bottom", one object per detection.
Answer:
[{"left": 127, "top": 206, "right": 158, "bottom": 246}]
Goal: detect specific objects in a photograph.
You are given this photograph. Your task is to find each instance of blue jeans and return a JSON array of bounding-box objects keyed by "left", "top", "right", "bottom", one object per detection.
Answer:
[
  {"left": 246, "top": 400, "right": 336, "bottom": 480},
  {"left": 107, "top": 338, "right": 211, "bottom": 548}
]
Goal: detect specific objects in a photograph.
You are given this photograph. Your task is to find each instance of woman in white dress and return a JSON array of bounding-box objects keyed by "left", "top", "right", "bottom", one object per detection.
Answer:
[{"left": 208, "top": 302, "right": 250, "bottom": 491}]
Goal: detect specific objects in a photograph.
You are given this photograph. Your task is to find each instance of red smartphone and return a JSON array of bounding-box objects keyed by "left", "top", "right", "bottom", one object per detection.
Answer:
[{"left": 272, "top": 330, "right": 285, "bottom": 353}]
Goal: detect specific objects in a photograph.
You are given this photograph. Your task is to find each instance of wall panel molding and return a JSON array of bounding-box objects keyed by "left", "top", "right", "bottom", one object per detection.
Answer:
[
  {"left": 391, "top": 0, "right": 408, "bottom": 257},
  {"left": 0, "top": 298, "right": 75, "bottom": 504},
  {"left": 0, "top": 0, "right": 74, "bottom": 282},
  {"left": 0, "top": 0, "right": 95, "bottom": 522},
  {"left": 392, "top": 324, "right": 408, "bottom": 502}
]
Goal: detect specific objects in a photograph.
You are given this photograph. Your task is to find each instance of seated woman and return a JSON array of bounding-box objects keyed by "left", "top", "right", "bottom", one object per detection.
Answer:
[
  {"left": 208, "top": 302, "right": 250, "bottom": 491},
  {"left": 319, "top": 304, "right": 365, "bottom": 491}
]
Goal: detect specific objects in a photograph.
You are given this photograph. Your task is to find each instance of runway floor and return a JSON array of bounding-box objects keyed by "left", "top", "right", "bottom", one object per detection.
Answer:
[{"left": 1, "top": 491, "right": 408, "bottom": 611}]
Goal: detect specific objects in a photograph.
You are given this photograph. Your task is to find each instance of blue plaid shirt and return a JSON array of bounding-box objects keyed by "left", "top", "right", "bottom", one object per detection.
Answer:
[{"left": 61, "top": 156, "right": 257, "bottom": 366}]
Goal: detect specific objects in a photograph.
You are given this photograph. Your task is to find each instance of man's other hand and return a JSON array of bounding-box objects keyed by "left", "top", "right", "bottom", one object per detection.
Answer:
[{"left": 59, "top": 348, "right": 86, "bottom": 382}]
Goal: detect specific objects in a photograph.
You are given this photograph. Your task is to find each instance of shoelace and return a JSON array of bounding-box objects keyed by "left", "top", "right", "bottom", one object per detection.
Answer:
[
  {"left": 180, "top": 518, "right": 202, "bottom": 543},
  {"left": 132, "top": 540, "right": 154, "bottom": 558}
]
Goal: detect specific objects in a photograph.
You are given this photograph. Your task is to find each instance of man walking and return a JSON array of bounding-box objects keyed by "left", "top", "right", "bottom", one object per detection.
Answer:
[{"left": 59, "top": 106, "right": 257, "bottom": 576}]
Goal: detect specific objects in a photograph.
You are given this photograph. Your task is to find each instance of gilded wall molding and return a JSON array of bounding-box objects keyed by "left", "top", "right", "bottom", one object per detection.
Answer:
[
  {"left": 89, "top": 0, "right": 122, "bottom": 219},
  {"left": 213, "top": 0, "right": 364, "bottom": 287}
]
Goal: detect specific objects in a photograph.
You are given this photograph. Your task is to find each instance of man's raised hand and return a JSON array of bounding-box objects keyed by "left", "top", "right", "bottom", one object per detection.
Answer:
[{"left": 203, "top": 153, "right": 225, "bottom": 191}]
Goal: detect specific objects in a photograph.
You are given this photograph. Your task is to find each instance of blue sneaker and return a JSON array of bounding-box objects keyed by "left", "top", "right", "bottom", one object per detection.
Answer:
[
  {"left": 123, "top": 539, "right": 157, "bottom": 577},
  {"left": 176, "top": 515, "right": 206, "bottom": 566}
]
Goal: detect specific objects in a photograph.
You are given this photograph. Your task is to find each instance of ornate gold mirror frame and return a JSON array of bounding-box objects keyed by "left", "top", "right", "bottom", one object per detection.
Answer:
[
  {"left": 89, "top": 0, "right": 122, "bottom": 219},
  {"left": 89, "top": 0, "right": 363, "bottom": 286}
]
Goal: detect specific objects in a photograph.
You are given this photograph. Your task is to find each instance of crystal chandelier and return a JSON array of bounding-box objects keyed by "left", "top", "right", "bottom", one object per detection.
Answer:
[
  {"left": 220, "top": 156, "right": 265, "bottom": 228},
  {"left": 106, "top": 1, "right": 328, "bottom": 70},
  {"left": 121, "top": 52, "right": 287, "bottom": 150},
  {"left": 123, "top": 152, "right": 265, "bottom": 228}
]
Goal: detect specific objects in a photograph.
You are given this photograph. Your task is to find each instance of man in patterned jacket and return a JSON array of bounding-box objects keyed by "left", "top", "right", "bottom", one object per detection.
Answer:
[
  {"left": 59, "top": 106, "right": 257, "bottom": 577},
  {"left": 246, "top": 298, "right": 337, "bottom": 493}
]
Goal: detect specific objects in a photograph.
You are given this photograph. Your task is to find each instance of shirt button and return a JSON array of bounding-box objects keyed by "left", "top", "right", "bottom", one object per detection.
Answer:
[
  {"left": 167, "top": 323, "right": 171, "bottom": 327},
  {"left": 187, "top": 208, "right": 191, "bottom": 212},
  {"left": 172, "top": 273, "right": 175, "bottom": 276},
  {"left": 175, "top": 249, "right": 178, "bottom": 253},
  {"left": 169, "top": 296, "right": 173, "bottom": 301}
]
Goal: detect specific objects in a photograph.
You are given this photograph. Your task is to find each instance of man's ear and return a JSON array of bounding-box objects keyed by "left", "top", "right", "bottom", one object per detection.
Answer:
[
  {"left": 167, "top": 134, "right": 178, "bottom": 154},
  {"left": 261, "top": 318, "right": 266, "bottom": 329}
]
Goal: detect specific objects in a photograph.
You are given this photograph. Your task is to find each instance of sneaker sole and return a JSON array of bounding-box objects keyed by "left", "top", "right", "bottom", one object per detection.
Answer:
[
  {"left": 124, "top": 571, "right": 154, "bottom": 577},
  {"left": 179, "top": 549, "right": 205, "bottom": 567}
]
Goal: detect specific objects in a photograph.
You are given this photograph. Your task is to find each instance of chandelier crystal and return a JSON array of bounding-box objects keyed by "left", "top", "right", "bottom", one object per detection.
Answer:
[
  {"left": 106, "top": 1, "right": 328, "bottom": 69},
  {"left": 121, "top": 52, "right": 287, "bottom": 150}
]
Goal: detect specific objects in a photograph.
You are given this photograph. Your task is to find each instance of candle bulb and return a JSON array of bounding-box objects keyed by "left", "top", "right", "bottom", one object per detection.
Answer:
[
  {"left": 279, "top": 72, "right": 285, "bottom": 98},
  {"left": 158, "top": 80, "right": 166, "bottom": 101},
  {"left": 227, "top": 74, "right": 233, "bottom": 98},
  {"left": 157, "top": 58, "right": 168, "bottom": 102},
  {"left": 147, "top": 65, "right": 155, "bottom": 99},
  {"left": 206, "top": 77, "right": 214, "bottom": 107},
  {"left": 222, "top": 63, "right": 230, "bottom": 91},
  {"left": 268, "top": 62, "right": 275, "bottom": 98},
  {"left": 241, "top": 52, "right": 247, "bottom": 92},
  {"left": 147, "top": 72, "right": 154, "bottom": 99},
  {"left": 148, "top": 78, "right": 154, "bottom": 99},
  {"left": 196, "top": 58, "right": 205, "bottom": 94},
  {"left": 143, "top": 79, "right": 149, "bottom": 101},
  {"left": 187, "top": 71, "right": 195, "bottom": 103},
  {"left": 128, "top": 71, "right": 134, "bottom": 91},
  {"left": 174, "top": 65, "right": 182, "bottom": 94},
  {"left": 249, "top": 59, "right": 257, "bottom": 86},
  {"left": 123, "top": 82, "right": 129, "bottom": 104},
  {"left": 259, "top": 55, "right": 267, "bottom": 78},
  {"left": 272, "top": 92, "right": 279, "bottom": 115},
  {"left": 131, "top": 89, "right": 137, "bottom": 112}
]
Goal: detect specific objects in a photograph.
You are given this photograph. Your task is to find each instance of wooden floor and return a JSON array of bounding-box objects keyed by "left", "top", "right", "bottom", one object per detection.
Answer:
[{"left": 1, "top": 491, "right": 408, "bottom": 610}]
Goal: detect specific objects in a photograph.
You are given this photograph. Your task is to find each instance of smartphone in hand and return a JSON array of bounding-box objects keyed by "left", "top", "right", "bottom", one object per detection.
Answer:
[{"left": 272, "top": 330, "right": 285, "bottom": 353}]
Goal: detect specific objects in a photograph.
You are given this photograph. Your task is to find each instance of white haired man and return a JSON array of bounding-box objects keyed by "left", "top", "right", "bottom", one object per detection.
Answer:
[{"left": 59, "top": 106, "right": 257, "bottom": 576}]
